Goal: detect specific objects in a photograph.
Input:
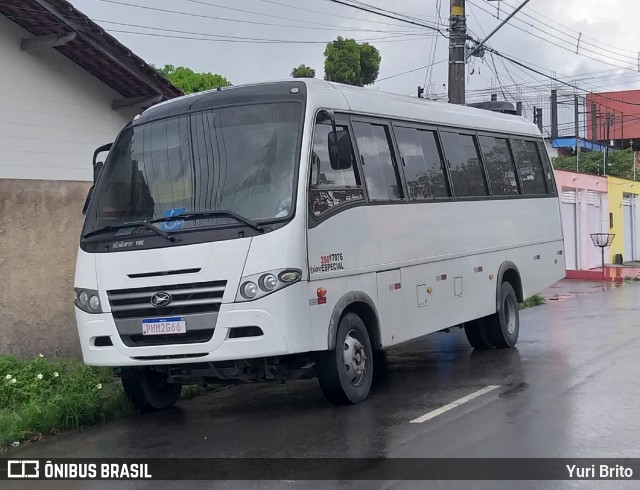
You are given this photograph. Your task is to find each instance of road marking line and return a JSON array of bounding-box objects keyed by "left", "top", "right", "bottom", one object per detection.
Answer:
[{"left": 409, "top": 385, "right": 501, "bottom": 424}]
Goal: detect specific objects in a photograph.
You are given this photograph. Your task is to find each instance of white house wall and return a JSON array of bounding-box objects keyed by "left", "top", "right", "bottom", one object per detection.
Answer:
[
  {"left": 554, "top": 171, "right": 609, "bottom": 271},
  {"left": 0, "top": 15, "right": 141, "bottom": 358},
  {"left": 0, "top": 15, "right": 134, "bottom": 181}
]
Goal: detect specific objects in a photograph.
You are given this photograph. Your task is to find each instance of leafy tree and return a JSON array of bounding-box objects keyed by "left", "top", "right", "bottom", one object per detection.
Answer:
[
  {"left": 323, "top": 37, "right": 381, "bottom": 86},
  {"left": 291, "top": 64, "right": 316, "bottom": 78},
  {"left": 553, "top": 148, "right": 635, "bottom": 180},
  {"left": 156, "top": 65, "right": 231, "bottom": 94}
]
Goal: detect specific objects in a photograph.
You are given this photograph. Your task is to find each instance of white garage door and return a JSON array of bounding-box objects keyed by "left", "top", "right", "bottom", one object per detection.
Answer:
[
  {"left": 586, "top": 191, "right": 603, "bottom": 269},
  {"left": 561, "top": 189, "right": 577, "bottom": 270}
]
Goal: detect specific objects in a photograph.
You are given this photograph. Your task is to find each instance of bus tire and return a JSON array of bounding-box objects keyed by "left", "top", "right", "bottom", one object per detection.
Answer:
[
  {"left": 316, "top": 312, "right": 373, "bottom": 405},
  {"left": 485, "top": 281, "right": 520, "bottom": 348},
  {"left": 121, "top": 367, "right": 182, "bottom": 411},
  {"left": 464, "top": 319, "right": 492, "bottom": 349}
]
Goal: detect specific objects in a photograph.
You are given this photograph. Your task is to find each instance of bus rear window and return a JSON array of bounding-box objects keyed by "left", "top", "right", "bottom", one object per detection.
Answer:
[{"left": 511, "top": 140, "right": 548, "bottom": 195}]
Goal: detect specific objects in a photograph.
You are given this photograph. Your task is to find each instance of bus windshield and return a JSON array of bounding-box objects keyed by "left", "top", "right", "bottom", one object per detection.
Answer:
[{"left": 82, "top": 102, "right": 302, "bottom": 238}]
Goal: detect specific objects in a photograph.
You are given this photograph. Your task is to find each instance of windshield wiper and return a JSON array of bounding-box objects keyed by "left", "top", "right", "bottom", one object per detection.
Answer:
[
  {"left": 83, "top": 221, "right": 177, "bottom": 242},
  {"left": 151, "top": 210, "right": 265, "bottom": 233}
]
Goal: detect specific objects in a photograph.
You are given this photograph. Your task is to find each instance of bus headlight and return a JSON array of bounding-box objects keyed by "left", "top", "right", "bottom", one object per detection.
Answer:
[
  {"left": 259, "top": 274, "right": 278, "bottom": 292},
  {"left": 74, "top": 288, "right": 103, "bottom": 314},
  {"left": 236, "top": 268, "right": 302, "bottom": 302},
  {"left": 240, "top": 281, "right": 259, "bottom": 300}
]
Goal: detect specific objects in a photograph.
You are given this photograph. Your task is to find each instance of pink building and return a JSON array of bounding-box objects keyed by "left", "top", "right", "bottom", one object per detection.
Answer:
[{"left": 554, "top": 170, "right": 609, "bottom": 271}]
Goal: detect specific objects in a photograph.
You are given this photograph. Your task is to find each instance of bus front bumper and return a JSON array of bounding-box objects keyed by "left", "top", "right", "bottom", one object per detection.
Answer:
[{"left": 75, "top": 287, "right": 310, "bottom": 366}]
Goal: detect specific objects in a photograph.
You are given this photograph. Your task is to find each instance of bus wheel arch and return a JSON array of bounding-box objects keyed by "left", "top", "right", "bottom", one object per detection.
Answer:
[
  {"left": 496, "top": 262, "right": 523, "bottom": 306},
  {"left": 327, "top": 291, "right": 381, "bottom": 351}
]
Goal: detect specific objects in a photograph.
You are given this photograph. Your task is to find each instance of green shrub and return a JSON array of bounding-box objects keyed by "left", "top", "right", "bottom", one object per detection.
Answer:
[
  {"left": 0, "top": 355, "right": 131, "bottom": 448},
  {"left": 519, "top": 294, "right": 546, "bottom": 309}
]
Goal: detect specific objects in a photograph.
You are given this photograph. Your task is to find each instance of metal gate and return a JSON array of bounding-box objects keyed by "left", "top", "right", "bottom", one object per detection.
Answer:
[{"left": 623, "top": 195, "right": 635, "bottom": 262}]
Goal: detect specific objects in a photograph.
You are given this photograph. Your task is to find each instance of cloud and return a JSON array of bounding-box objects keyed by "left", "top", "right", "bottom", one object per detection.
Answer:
[{"left": 71, "top": 0, "right": 640, "bottom": 98}]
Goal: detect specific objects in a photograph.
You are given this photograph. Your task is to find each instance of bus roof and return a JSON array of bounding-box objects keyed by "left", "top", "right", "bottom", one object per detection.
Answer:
[{"left": 139, "top": 78, "right": 541, "bottom": 138}]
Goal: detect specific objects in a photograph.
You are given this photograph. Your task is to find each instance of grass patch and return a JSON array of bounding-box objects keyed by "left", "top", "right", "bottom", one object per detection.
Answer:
[
  {"left": 519, "top": 294, "right": 546, "bottom": 309},
  {"left": 0, "top": 355, "right": 132, "bottom": 449}
]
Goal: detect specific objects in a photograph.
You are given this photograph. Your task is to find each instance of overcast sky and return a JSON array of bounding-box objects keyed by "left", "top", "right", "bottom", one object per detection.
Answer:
[{"left": 72, "top": 0, "right": 640, "bottom": 101}]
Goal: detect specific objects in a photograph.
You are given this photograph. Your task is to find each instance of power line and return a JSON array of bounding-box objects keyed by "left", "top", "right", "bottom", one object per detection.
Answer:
[
  {"left": 107, "top": 28, "right": 435, "bottom": 44},
  {"left": 481, "top": 0, "right": 638, "bottom": 61},
  {"left": 1, "top": 7, "right": 436, "bottom": 45},
  {"left": 323, "top": 0, "right": 448, "bottom": 37},
  {"left": 90, "top": 0, "right": 419, "bottom": 34},
  {"left": 516, "top": 1, "right": 638, "bottom": 56},
  {"left": 377, "top": 58, "right": 448, "bottom": 82},
  {"left": 487, "top": 48, "right": 640, "bottom": 107},
  {"left": 423, "top": 0, "right": 443, "bottom": 96},
  {"left": 468, "top": 0, "right": 639, "bottom": 72},
  {"left": 249, "top": 0, "right": 426, "bottom": 30}
]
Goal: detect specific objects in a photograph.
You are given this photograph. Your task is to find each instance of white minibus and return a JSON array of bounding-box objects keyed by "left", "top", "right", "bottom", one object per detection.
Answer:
[{"left": 75, "top": 79, "right": 564, "bottom": 409}]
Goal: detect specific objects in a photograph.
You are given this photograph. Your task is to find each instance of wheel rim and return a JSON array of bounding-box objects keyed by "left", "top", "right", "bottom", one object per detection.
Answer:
[
  {"left": 343, "top": 329, "right": 367, "bottom": 387},
  {"left": 504, "top": 295, "right": 517, "bottom": 335}
]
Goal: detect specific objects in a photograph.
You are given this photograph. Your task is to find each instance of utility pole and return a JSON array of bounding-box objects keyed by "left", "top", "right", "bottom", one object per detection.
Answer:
[
  {"left": 448, "top": 0, "right": 466, "bottom": 105},
  {"left": 591, "top": 103, "right": 597, "bottom": 145},
  {"left": 575, "top": 95, "right": 580, "bottom": 172},
  {"left": 550, "top": 89, "right": 558, "bottom": 139}
]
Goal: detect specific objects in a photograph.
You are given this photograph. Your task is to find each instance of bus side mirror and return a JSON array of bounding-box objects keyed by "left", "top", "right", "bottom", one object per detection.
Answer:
[
  {"left": 92, "top": 143, "right": 112, "bottom": 183},
  {"left": 328, "top": 130, "right": 352, "bottom": 170}
]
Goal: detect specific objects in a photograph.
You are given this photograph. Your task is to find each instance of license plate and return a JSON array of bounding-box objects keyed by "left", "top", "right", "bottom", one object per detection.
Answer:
[{"left": 142, "top": 317, "right": 186, "bottom": 336}]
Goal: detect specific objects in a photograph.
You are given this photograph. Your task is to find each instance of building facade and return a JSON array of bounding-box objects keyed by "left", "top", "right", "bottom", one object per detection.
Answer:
[
  {"left": 607, "top": 176, "right": 640, "bottom": 264},
  {"left": 0, "top": 1, "right": 181, "bottom": 358},
  {"left": 555, "top": 170, "right": 609, "bottom": 271},
  {"left": 555, "top": 169, "right": 640, "bottom": 279}
]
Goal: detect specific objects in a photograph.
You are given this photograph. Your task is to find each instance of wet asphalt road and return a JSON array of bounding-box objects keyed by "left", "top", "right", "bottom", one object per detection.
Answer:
[{"left": 4, "top": 280, "right": 640, "bottom": 489}]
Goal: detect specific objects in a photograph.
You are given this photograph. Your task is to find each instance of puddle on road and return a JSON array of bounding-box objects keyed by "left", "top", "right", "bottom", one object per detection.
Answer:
[{"left": 543, "top": 281, "right": 625, "bottom": 302}]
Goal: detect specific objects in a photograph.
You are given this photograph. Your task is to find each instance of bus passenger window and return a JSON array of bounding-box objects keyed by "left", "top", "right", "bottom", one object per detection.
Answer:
[
  {"left": 352, "top": 121, "right": 403, "bottom": 201},
  {"left": 537, "top": 141, "right": 557, "bottom": 194},
  {"left": 511, "top": 140, "right": 548, "bottom": 195},
  {"left": 394, "top": 126, "right": 449, "bottom": 199},
  {"left": 439, "top": 132, "right": 489, "bottom": 198},
  {"left": 478, "top": 136, "right": 519, "bottom": 196},
  {"left": 310, "top": 123, "right": 363, "bottom": 216}
]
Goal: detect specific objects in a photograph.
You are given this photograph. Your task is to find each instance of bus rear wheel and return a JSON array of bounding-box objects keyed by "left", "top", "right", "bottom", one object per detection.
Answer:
[
  {"left": 484, "top": 281, "right": 520, "bottom": 348},
  {"left": 316, "top": 312, "right": 373, "bottom": 405},
  {"left": 121, "top": 367, "right": 182, "bottom": 411}
]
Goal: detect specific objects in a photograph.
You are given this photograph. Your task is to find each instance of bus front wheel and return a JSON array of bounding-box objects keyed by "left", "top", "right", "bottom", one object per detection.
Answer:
[
  {"left": 485, "top": 281, "right": 520, "bottom": 348},
  {"left": 121, "top": 367, "right": 182, "bottom": 411},
  {"left": 316, "top": 312, "right": 374, "bottom": 405}
]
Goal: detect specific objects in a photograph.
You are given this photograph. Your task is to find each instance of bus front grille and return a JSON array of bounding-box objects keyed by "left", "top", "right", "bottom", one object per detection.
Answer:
[{"left": 107, "top": 280, "right": 227, "bottom": 319}]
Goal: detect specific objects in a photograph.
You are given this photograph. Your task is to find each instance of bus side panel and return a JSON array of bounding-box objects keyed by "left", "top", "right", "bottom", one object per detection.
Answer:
[
  {"left": 397, "top": 251, "right": 504, "bottom": 346},
  {"left": 307, "top": 197, "right": 564, "bottom": 349}
]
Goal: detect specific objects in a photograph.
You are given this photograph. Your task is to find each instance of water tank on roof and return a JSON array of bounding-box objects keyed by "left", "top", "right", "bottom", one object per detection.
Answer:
[{"left": 467, "top": 101, "right": 518, "bottom": 115}]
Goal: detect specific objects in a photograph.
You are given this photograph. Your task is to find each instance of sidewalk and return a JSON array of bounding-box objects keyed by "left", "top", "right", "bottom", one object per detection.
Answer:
[{"left": 540, "top": 278, "right": 620, "bottom": 302}]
